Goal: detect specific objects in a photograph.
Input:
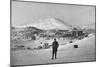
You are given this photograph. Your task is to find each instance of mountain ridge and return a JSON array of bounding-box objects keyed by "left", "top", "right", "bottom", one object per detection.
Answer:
[{"left": 13, "top": 18, "right": 72, "bottom": 30}]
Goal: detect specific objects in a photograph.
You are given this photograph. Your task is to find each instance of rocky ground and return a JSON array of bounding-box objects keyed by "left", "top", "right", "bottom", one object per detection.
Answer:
[{"left": 11, "top": 35, "right": 96, "bottom": 66}]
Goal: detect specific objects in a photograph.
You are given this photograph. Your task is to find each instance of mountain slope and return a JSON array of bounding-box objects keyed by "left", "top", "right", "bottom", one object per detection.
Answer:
[{"left": 30, "top": 18, "right": 71, "bottom": 30}]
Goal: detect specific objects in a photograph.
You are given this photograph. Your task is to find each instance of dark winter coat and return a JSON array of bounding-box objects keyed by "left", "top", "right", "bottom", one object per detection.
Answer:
[{"left": 52, "top": 41, "right": 59, "bottom": 49}]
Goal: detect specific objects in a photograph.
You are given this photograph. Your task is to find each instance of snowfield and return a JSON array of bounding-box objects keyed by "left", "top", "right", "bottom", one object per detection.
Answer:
[{"left": 11, "top": 35, "right": 96, "bottom": 66}]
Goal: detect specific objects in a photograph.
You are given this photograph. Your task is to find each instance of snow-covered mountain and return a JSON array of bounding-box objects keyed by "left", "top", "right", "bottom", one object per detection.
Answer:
[
  {"left": 12, "top": 17, "right": 95, "bottom": 31},
  {"left": 27, "top": 18, "right": 72, "bottom": 30}
]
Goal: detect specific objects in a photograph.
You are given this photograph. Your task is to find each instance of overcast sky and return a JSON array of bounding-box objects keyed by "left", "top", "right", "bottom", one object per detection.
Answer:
[{"left": 12, "top": 1, "right": 95, "bottom": 26}]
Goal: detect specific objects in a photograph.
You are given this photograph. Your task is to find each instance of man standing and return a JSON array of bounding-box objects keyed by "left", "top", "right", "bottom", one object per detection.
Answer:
[{"left": 52, "top": 39, "right": 59, "bottom": 60}]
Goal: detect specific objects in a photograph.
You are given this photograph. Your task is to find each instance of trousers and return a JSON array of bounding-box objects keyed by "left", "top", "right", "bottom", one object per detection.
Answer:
[{"left": 52, "top": 48, "right": 58, "bottom": 59}]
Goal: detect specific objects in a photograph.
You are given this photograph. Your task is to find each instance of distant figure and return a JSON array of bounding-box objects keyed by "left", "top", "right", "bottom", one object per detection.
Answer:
[{"left": 51, "top": 39, "right": 59, "bottom": 60}]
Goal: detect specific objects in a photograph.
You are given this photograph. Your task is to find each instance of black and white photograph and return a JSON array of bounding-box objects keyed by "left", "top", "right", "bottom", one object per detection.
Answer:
[{"left": 11, "top": 0, "right": 96, "bottom": 66}]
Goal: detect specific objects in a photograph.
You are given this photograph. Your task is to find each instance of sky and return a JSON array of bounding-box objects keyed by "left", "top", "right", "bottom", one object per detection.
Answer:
[{"left": 12, "top": 1, "right": 95, "bottom": 26}]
